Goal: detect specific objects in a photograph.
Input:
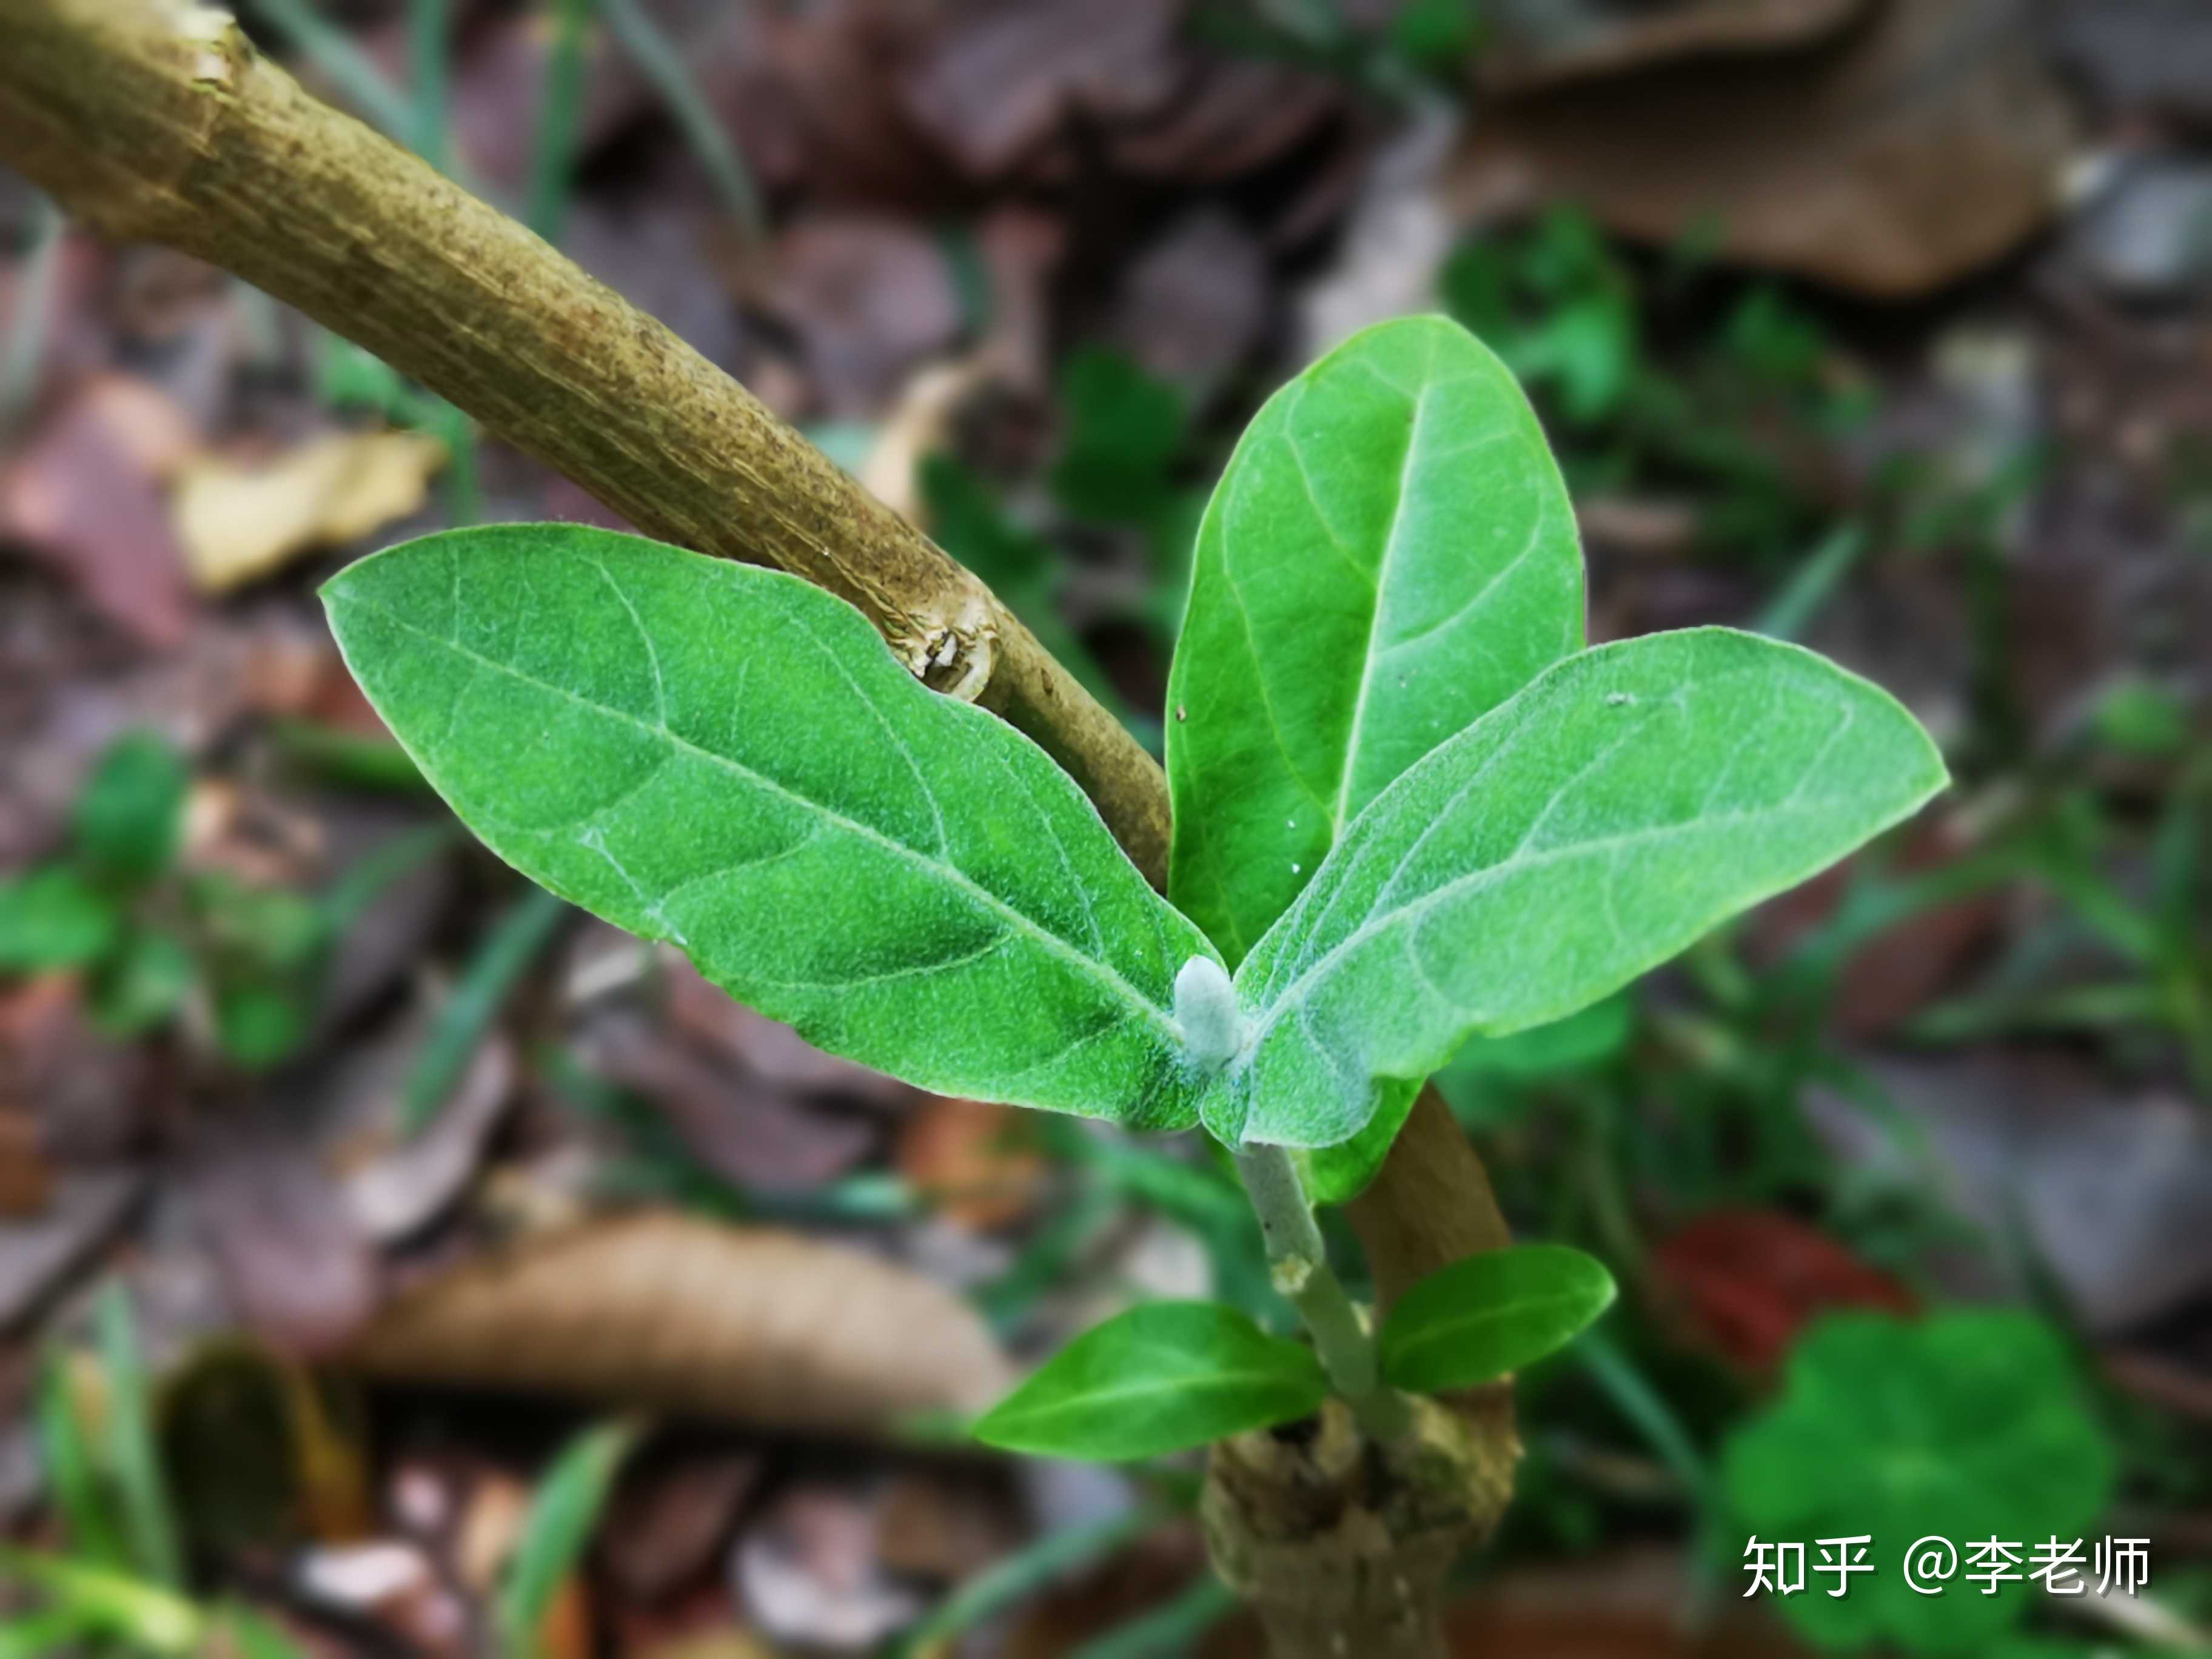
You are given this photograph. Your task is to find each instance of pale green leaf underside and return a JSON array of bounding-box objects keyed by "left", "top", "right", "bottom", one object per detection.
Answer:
[
  {"left": 1166, "top": 315, "right": 1583, "bottom": 970},
  {"left": 1379, "top": 1244, "right": 1617, "bottom": 1394},
  {"left": 323, "top": 525, "right": 1216, "bottom": 1129},
  {"left": 973, "top": 1301, "right": 1326, "bottom": 1461},
  {"left": 1206, "top": 628, "right": 1948, "bottom": 1148}
]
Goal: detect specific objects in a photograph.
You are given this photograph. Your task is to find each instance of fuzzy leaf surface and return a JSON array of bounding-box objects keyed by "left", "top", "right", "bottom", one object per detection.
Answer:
[
  {"left": 973, "top": 1302, "right": 1326, "bottom": 1461},
  {"left": 1207, "top": 628, "right": 1946, "bottom": 1147},
  {"left": 324, "top": 525, "right": 1215, "bottom": 1127},
  {"left": 1166, "top": 315, "right": 1583, "bottom": 969},
  {"left": 1379, "top": 1245, "right": 1617, "bottom": 1393}
]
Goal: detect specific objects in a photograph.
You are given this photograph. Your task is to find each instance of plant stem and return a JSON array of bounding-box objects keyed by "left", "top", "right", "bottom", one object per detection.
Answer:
[{"left": 1235, "top": 1144, "right": 1411, "bottom": 1443}]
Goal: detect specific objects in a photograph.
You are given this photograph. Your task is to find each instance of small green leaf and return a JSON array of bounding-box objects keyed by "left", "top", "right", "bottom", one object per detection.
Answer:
[
  {"left": 973, "top": 1302, "right": 1326, "bottom": 1461},
  {"left": 1379, "top": 1245, "right": 1617, "bottom": 1393},
  {"left": 1444, "top": 992, "right": 1634, "bottom": 1083},
  {"left": 1049, "top": 347, "right": 1186, "bottom": 528},
  {"left": 88, "top": 928, "right": 193, "bottom": 1037},
  {"left": 1167, "top": 315, "right": 1584, "bottom": 970},
  {"left": 73, "top": 732, "right": 187, "bottom": 881},
  {"left": 495, "top": 1416, "right": 643, "bottom": 1658},
  {"left": 323, "top": 525, "right": 1216, "bottom": 1129},
  {"left": 212, "top": 982, "right": 310, "bottom": 1069},
  {"left": 1207, "top": 628, "right": 1946, "bottom": 1148},
  {"left": 1725, "top": 1310, "right": 2113, "bottom": 1655},
  {"left": 0, "top": 866, "right": 119, "bottom": 973}
]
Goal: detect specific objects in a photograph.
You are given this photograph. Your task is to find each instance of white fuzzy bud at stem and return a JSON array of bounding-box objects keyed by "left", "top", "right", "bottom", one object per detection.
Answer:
[{"left": 1173, "top": 956, "right": 1245, "bottom": 1076}]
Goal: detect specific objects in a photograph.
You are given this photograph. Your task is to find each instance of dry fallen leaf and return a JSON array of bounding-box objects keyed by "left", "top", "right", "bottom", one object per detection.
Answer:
[
  {"left": 896, "top": 1096, "right": 1045, "bottom": 1232},
  {"left": 857, "top": 356, "right": 996, "bottom": 524},
  {"left": 0, "top": 371, "right": 198, "bottom": 646},
  {"left": 173, "top": 429, "right": 445, "bottom": 593},
  {"left": 1452, "top": 0, "right": 2076, "bottom": 296},
  {"left": 1478, "top": 0, "right": 1868, "bottom": 93},
  {"left": 346, "top": 1212, "right": 1011, "bottom": 1435}
]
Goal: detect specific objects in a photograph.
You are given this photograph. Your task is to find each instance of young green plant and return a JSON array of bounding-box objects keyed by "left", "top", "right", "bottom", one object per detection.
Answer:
[{"left": 321, "top": 315, "right": 1943, "bottom": 1481}]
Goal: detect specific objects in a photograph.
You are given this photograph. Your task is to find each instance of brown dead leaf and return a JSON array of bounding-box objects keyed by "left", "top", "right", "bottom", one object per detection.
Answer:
[
  {"left": 1107, "top": 57, "right": 1344, "bottom": 184},
  {"left": 662, "top": 956, "right": 916, "bottom": 1113},
  {"left": 0, "top": 1110, "right": 51, "bottom": 1217},
  {"left": 0, "top": 1168, "right": 142, "bottom": 1332},
  {"left": 0, "top": 372, "right": 198, "bottom": 647},
  {"left": 588, "top": 1010, "right": 875, "bottom": 1193},
  {"left": 899, "top": 0, "right": 1182, "bottom": 177},
  {"left": 762, "top": 216, "right": 964, "bottom": 417},
  {"left": 857, "top": 356, "right": 996, "bottom": 523},
  {"left": 346, "top": 1212, "right": 1011, "bottom": 1435},
  {"left": 1479, "top": 0, "right": 1868, "bottom": 93},
  {"left": 896, "top": 1096, "right": 1045, "bottom": 1232},
  {"left": 173, "top": 430, "right": 444, "bottom": 593},
  {"left": 736, "top": 1480, "right": 925, "bottom": 1652},
  {"left": 187, "top": 1129, "right": 382, "bottom": 1358},
  {"left": 602, "top": 1449, "right": 763, "bottom": 1603},
  {"left": 1453, "top": 0, "right": 2077, "bottom": 296},
  {"left": 1110, "top": 209, "right": 1269, "bottom": 400}
]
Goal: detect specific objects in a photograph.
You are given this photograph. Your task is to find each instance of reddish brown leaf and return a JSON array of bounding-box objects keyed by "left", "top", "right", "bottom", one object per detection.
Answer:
[
  {"left": 1651, "top": 1210, "right": 1915, "bottom": 1375},
  {"left": 0, "top": 373, "right": 196, "bottom": 648}
]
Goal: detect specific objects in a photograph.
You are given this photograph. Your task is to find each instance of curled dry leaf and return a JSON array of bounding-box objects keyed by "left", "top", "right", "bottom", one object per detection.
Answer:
[
  {"left": 174, "top": 429, "right": 446, "bottom": 593},
  {"left": 346, "top": 1212, "right": 1011, "bottom": 1435},
  {"left": 1478, "top": 0, "right": 1869, "bottom": 93},
  {"left": 1453, "top": 0, "right": 2076, "bottom": 297}
]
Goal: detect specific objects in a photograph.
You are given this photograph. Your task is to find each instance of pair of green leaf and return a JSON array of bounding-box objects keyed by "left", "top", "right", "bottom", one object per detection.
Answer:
[{"left": 974, "top": 1245, "right": 1615, "bottom": 1461}]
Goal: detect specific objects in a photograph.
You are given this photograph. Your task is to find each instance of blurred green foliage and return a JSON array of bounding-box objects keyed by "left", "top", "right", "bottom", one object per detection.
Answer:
[{"left": 1725, "top": 1310, "right": 2113, "bottom": 1655}]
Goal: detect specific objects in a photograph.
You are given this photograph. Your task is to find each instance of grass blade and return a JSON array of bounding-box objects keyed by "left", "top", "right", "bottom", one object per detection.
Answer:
[
  {"left": 248, "top": 0, "right": 420, "bottom": 143},
  {"left": 495, "top": 1416, "right": 645, "bottom": 1658},
  {"left": 898, "top": 1504, "right": 1163, "bottom": 1657},
  {"left": 30, "top": 1349, "right": 125, "bottom": 1570},
  {"left": 0, "top": 193, "right": 62, "bottom": 426},
  {"left": 526, "top": 0, "right": 597, "bottom": 244},
  {"left": 95, "top": 1284, "right": 184, "bottom": 1589},
  {"left": 402, "top": 884, "right": 569, "bottom": 1134},
  {"left": 600, "top": 0, "right": 764, "bottom": 240}
]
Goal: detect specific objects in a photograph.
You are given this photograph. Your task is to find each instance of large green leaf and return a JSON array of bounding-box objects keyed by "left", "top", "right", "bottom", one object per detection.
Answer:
[
  {"left": 973, "top": 1302, "right": 1326, "bottom": 1461},
  {"left": 323, "top": 525, "right": 1216, "bottom": 1128},
  {"left": 1379, "top": 1245, "right": 1616, "bottom": 1393},
  {"left": 1208, "top": 628, "right": 1946, "bottom": 1148},
  {"left": 1165, "top": 315, "right": 1583, "bottom": 970}
]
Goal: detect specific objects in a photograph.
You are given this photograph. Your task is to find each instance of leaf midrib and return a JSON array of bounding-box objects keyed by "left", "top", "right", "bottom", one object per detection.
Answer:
[
  {"left": 989, "top": 1362, "right": 1320, "bottom": 1433},
  {"left": 1329, "top": 334, "right": 1435, "bottom": 833},
  {"left": 1386, "top": 1289, "right": 1596, "bottom": 1376},
  {"left": 1239, "top": 796, "right": 1860, "bottom": 1065},
  {"left": 333, "top": 588, "right": 1184, "bottom": 1045}
]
